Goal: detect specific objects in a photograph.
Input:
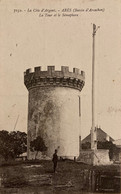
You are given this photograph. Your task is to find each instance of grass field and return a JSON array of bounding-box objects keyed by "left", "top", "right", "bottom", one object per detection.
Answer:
[{"left": 0, "top": 160, "right": 120, "bottom": 194}]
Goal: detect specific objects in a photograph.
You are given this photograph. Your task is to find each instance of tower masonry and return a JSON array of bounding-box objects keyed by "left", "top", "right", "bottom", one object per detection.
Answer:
[{"left": 24, "top": 66, "right": 85, "bottom": 160}]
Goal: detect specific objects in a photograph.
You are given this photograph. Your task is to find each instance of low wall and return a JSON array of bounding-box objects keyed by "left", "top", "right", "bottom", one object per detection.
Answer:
[
  {"left": 93, "top": 149, "right": 110, "bottom": 165},
  {"left": 78, "top": 149, "right": 111, "bottom": 165},
  {"left": 77, "top": 150, "right": 93, "bottom": 164}
]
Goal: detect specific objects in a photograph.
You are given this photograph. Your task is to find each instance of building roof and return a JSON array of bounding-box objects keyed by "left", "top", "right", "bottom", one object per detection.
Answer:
[{"left": 82, "top": 128, "right": 114, "bottom": 144}]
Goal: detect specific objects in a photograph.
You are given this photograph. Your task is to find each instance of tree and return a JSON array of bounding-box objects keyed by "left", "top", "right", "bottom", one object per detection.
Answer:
[
  {"left": 0, "top": 130, "right": 27, "bottom": 161},
  {"left": 9, "top": 131, "right": 27, "bottom": 159},
  {"left": 0, "top": 130, "right": 12, "bottom": 161},
  {"left": 30, "top": 136, "right": 47, "bottom": 159}
]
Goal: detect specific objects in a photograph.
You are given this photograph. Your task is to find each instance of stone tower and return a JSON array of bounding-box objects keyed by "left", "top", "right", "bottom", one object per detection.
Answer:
[{"left": 24, "top": 66, "right": 85, "bottom": 160}]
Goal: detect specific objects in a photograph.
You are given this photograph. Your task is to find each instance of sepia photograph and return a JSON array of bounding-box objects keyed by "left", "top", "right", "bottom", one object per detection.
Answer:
[{"left": 0, "top": 0, "right": 121, "bottom": 193}]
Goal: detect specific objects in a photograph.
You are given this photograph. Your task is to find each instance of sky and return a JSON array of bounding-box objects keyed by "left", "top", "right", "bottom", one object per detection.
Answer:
[{"left": 0, "top": 0, "right": 121, "bottom": 140}]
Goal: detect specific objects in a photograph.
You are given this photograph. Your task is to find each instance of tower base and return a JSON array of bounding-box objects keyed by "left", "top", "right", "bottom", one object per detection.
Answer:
[{"left": 77, "top": 149, "right": 112, "bottom": 165}]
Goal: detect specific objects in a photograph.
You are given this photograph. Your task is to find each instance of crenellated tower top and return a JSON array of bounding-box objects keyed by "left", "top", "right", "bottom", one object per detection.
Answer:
[{"left": 24, "top": 66, "right": 85, "bottom": 91}]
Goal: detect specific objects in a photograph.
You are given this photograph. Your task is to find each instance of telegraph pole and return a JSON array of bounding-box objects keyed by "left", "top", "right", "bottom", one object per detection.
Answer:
[
  {"left": 13, "top": 114, "right": 19, "bottom": 131},
  {"left": 91, "top": 24, "right": 100, "bottom": 150}
]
